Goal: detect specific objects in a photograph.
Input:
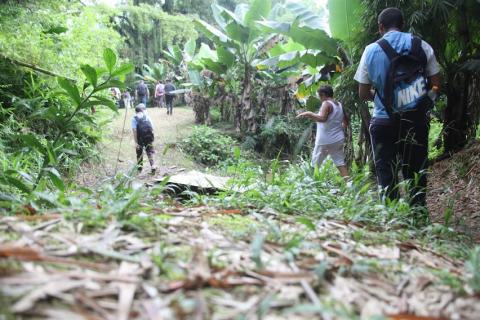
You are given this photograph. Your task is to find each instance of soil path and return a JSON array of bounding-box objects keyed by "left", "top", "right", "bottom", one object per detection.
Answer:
[{"left": 77, "top": 106, "right": 200, "bottom": 186}]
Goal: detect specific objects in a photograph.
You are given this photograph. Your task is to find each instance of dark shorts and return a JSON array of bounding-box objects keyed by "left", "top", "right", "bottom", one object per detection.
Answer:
[{"left": 136, "top": 143, "right": 154, "bottom": 157}]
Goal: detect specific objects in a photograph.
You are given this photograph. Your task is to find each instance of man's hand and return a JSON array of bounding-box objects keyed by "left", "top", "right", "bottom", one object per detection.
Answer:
[
  {"left": 136, "top": 144, "right": 142, "bottom": 151},
  {"left": 296, "top": 111, "right": 313, "bottom": 119},
  {"left": 358, "top": 83, "right": 375, "bottom": 101}
]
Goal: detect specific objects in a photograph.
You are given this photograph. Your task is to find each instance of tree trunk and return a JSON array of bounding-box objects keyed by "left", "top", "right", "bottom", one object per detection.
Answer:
[
  {"left": 443, "top": 70, "right": 469, "bottom": 152},
  {"left": 357, "top": 102, "right": 373, "bottom": 168},
  {"left": 240, "top": 65, "right": 256, "bottom": 133},
  {"left": 280, "top": 86, "right": 292, "bottom": 115}
]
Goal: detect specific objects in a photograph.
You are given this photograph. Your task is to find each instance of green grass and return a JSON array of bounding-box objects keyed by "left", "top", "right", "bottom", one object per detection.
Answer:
[{"left": 429, "top": 119, "right": 443, "bottom": 159}]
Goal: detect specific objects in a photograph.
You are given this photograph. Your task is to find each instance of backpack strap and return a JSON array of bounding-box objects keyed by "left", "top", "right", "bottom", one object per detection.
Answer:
[
  {"left": 376, "top": 39, "right": 399, "bottom": 61},
  {"left": 374, "top": 39, "right": 399, "bottom": 120},
  {"left": 410, "top": 36, "right": 427, "bottom": 67}
]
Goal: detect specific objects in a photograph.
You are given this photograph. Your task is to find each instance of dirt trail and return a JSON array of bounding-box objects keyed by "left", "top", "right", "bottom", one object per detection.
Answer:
[
  {"left": 427, "top": 141, "right": 480, "bottom": 241},
  {"left": 77, "top": 106, "right": 200, "bottom": 187}
]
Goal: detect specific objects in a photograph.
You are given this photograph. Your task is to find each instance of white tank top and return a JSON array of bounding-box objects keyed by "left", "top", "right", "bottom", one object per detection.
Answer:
[{"left": 315, "top": 100, "right": 345, "bottom": 145}]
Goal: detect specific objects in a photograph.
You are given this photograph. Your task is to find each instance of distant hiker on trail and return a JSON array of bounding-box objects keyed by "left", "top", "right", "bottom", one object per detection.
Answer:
[
  {"left": 110, "top": 87, "right": 121, "bottom": 108},
  {"left": 154, "top": 80, "right": 165, "bottom": 108},
  {"left": 132, "top": 104, "right": 156, "bottom": 174},
  {"left": 296, "top": 85, "right": 349, "bottom": 178},
  {"left": 135, "top": 80, "right": 149, "bottom": 107},
  {"left": 164, "top": 80, "right": 176, "bottom": 115},
  {"left": 354, "top": 7, "right": 441, "bottom": 210},
  {"left": 122, "top": 90, "right": 132, "bottom": 109}
]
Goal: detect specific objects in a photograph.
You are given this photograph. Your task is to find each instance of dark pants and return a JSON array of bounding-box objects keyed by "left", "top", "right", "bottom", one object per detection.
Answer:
[
  {"left": 369, "top": 107, "right": 429, "bottom": 207},
  {"left": 136, "top": 143, "right": 154, "bottom": 170},
  {"left": 139, "top": 95, "right": 147, "bottom": 107},
  {"left": 166, "top": 95, "right": 174, "bottom": 115}
]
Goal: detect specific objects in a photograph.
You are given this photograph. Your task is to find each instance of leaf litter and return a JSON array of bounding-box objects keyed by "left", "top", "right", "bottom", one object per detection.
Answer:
[{"left": 0, "top": 206, "right": 479, "bottom": 320}]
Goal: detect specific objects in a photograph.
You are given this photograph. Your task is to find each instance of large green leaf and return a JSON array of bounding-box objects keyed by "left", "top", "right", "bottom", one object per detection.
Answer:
[
  {"left": 188, "top": 69, "right": 203, "bottom": 86},
  {"left": 259, "top": 3, "right": 338, "bottom": 54},
  {"left": 244, "top": 0, "right": 271, "bottom": 28},
  {"left": 217, "top": 47, "right": 235, "bottom": 67},
  {"left": 19, "top": 134, "right": 46, "bottom": 155},
  {"left": 286, "top": 2, "right": 328, "bottom": 31},
  {"left": 194, "top": 19, "right": 230, "bottom": 45},
  {"left": 212, "top": 4, "right": 228, "bottom": 29},
  {"left": 328, "top": 0, "right": 362, "bottom": 42},
  {"left": 257, "top": 50, "right": 333, "bottom": 69},
  {"left": 234, "top": 4, "right": 249, "bottom": 25},
  {"left": 257, "top": 20, "right": 291, "bottom": 34},
  {"left": 43, "top": 167, "right": 65, "bottom": 192},
  {"left": 202, "top": 58, "right": 227, "bottom": 74},
  {"left": 194, "top": 43, "right": 218, "bottom": 62},
  {"left": 86, "top": 96, "right": 118, "bottom": 112},
  {"left": 58, "top": 78, "right": 82, "bottom": 106},
  {"left": 80, "top": 64, "right": 97, "bottom": 87},
  {"left": 289, "top": 18, "right": 338, "bottom": 54},
  {"left": 3, "top": 175, "right": 31, "bottom": 194},
  {"left": 246, "top": 0, "right": 272, "bottom": 43},
  {"left": 93, "top": 79, "right": 125, "bottom": 93},
  {"left": 268, "top": 39, "right": 305, "bottom": 57},
  {"left": 163, "top": 45, "right": 182, "bottom": 64},
  {"left": 103, "top": 48, "right": 117, "bottom": 72},
  {"left": 184, "top": 39, "right": 197, "bottom": 61},
  {"left": 225, "top": 20, "right": 250, "bottom": 43},
  {"left": 112, "top": 63, "right": 134, "bottom": 77},
  {"left": 306, "top": 95, "right": 322, "bottom": 112}
]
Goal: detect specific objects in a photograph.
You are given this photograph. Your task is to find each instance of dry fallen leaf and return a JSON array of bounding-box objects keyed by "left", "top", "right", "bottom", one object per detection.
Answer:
[
  {"left": 388, "top": 314, "right": 448, "bottom": 320},
  {"left": 12, "top": 280, "right": 84, "bottom": 313}
]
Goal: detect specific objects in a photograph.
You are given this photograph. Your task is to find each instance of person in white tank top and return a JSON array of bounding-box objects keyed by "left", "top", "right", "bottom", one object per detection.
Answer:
[{"left": 296, "top": 85, "right": 349, "bottom": 178}]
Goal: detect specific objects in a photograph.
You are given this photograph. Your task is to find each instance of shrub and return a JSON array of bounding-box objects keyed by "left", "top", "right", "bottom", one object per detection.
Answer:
[
  {"left": 181, "top": 125, "right": 235, "bottom": 166},
  {"left": 466, "top": 246, "right": 480, "bottom": 294},
  {"left": 258, "top": 114, "right": 313, "bottom": 158}
]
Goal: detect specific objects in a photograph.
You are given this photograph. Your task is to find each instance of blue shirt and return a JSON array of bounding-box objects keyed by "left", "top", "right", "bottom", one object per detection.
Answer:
[
  {"left": 131, "top": 112, "right": 153, "bottom": 130},
  {"left": 354, "top": 31, "right": 440, "bottom": 118}
]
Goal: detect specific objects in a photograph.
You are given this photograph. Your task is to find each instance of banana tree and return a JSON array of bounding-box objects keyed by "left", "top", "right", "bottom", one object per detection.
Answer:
[
  {"left": 136, "top": 62, "right": 166, "bottom": 84},
  {"left": 194, "top": 0, "right": 275, "bottom": 133},
  {"left": 256, "top": 2, "right": 343, "bottom": 111}
]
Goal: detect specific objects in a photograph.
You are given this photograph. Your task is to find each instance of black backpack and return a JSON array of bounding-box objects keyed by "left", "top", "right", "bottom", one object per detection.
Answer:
[
  {"left": 137, "top": 83, "right": 148, "bottom": 96},
  {"left": 376, "top": 36, "right": 431, "bottom": 119},
  {"left": 136, "top": 115, "right": 154, "bottom": 145},
  {"left": 164, "top": 83, "right": 176, "bottom": 96}
]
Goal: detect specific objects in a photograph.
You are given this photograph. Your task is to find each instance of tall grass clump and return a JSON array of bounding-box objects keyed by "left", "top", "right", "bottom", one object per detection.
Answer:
[{"left": 196, "top": 156, "right": 417, "bottom": 229}]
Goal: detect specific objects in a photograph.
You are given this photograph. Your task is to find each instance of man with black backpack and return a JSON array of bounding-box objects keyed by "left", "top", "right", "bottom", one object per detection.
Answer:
[
  {"left": 354, "top": 8, "right": 441, "bottom": 214},
  {"left": 164, "top": 80, "right": 176, "bottom": 115},
  {"left": 135, "top": 80, "right": 150, "bottom": 107},
  {"left": 132, "top": 104, "right": 156, "bottom": 174}
]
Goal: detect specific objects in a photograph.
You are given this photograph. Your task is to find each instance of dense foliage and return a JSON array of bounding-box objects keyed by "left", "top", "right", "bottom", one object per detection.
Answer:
[
  {"left": 180, "top": 125, "right": 235, "bottom": 165},
  {"left": 105, "top": 3, "right": 198, "bottom": 69},
  {"left": 0, "top": 0, "right": 122, "bottom": 79},
  {"left": 0, "top": 1, "right": 132, "bottom": 210}
]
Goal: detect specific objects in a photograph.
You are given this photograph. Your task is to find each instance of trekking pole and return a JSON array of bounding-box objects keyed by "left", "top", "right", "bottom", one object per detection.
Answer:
[{"left": 114, "top": 105, "right": 129, "bottom": 175}]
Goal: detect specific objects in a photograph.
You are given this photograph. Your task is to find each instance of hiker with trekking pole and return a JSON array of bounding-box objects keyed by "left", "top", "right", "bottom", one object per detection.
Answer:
[{"left": 132, "top": 103, "right": 157, "bottom": 174}]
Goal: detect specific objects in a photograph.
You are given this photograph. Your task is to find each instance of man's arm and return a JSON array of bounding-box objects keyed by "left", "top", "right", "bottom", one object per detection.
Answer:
[
  {"left": 428, "top": 73, "right": 441, "bottom": 91},
  {"left": 296, "top": 102, "right": 332, "bottom": 122},
  {"left": 133, "top": 129, "right": 138, "bottom": 145},
  {"left": 358, "top": 84, "right": 375, "bottom": 101},
  {"left": 354, "top": 46, "right": 375, "bottom": 101}
]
